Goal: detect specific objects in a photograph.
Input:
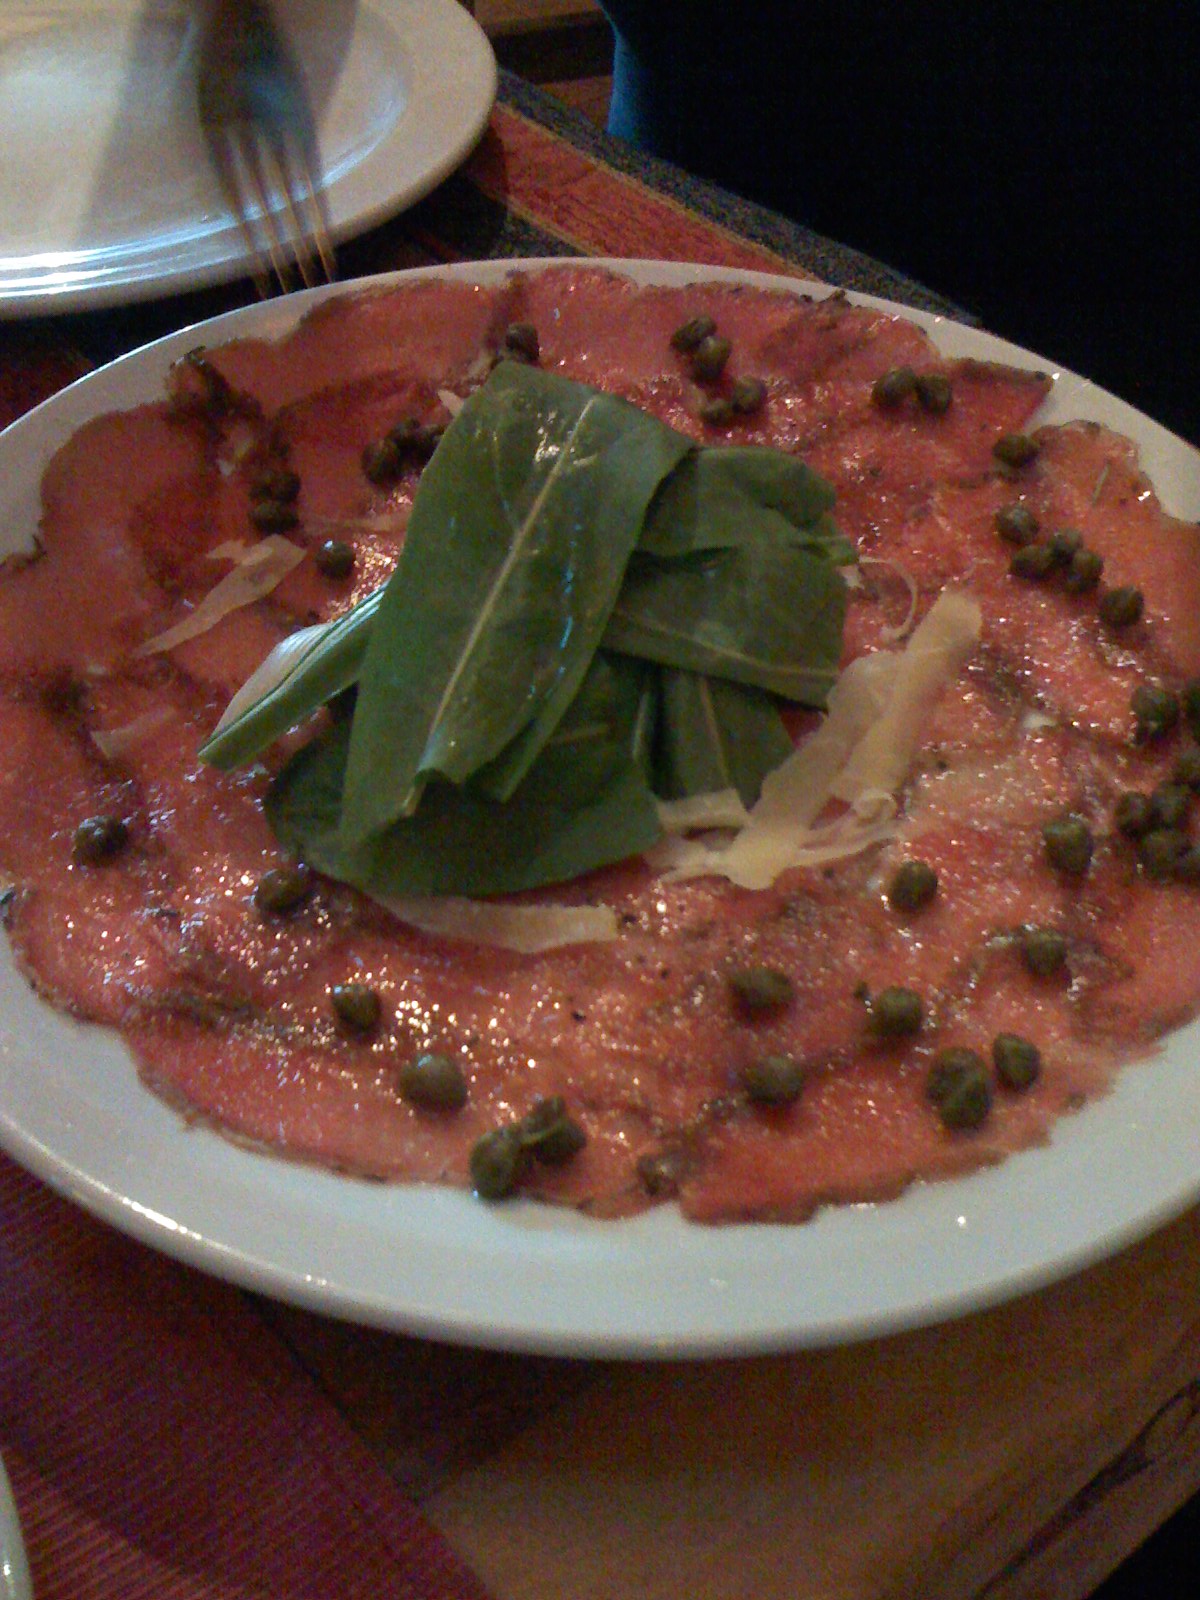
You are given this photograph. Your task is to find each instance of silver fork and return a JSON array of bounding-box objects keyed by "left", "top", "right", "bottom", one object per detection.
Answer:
[{"left": 196, "top": 0, "right": 336, "bottom": 294}]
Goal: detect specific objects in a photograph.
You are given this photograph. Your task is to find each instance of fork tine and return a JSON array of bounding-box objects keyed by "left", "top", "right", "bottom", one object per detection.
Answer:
[
  {"left": 197, "top": 0, "right": 336, "bottom": 297},
  {"left": 204, "top": 121, "right": 276, "bottom": 297},
  {"left": 257, "top": 122, "right": 337, "bottom": 289},
  {"left": 241, "top": 123, "right": 313, "bottom": 293}
]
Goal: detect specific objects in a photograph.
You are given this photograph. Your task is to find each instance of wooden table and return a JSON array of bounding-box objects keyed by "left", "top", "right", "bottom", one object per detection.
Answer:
[
  {"left": 3, "top": 68, "right": 1199, "bottom": 1600},
  {"left": 261, "top": 1203, "right": 1200, "bottom": 1600}
]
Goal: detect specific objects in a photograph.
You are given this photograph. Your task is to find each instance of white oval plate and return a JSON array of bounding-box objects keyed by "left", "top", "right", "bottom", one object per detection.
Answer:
[
  {"left": 0, "top": 0, "right": 496, "bottom": 314},
  {"left": 0, "top": 1454, "right": 31, "bottom": 1600},
  {"left": 2, "top": 259, "right": 1199, "bottom": 1358}
]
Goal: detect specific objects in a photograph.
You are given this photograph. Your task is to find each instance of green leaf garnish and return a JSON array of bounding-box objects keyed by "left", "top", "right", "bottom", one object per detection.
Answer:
[
  {"left": 338, "top": 362, "right": 694, "bottom": 842},
  {"left": 637, "top": 444, "right": 851, "bottom": 563},
  {"left": 653, "top": 668, "right": 794, "bottom": 807},
  {"left": 604, "top": 534, "right": 848, "bottom": 702},
  {"left": 200, "top": 588, "right": 381, "bottom": 770},
  {"left": 202, "top": 361, "right": 855, "bottom": 902},
  {"left": 267, "top": 654, "right": 662, "bottom": 897}
]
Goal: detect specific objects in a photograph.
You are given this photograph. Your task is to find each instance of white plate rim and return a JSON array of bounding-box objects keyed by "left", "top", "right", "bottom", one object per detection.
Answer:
[
  {"left": 2, "top": 256, "right": 1199, "bottom": 1360},
  {"left": 0, "top": 1452, "right": 31, "bottom": 1600},
  {"left": 0, "top": 0, "right": 497, "bottom": 316}
]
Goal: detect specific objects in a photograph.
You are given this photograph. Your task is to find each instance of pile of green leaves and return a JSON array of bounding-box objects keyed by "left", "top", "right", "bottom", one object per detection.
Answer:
[{"left": 201, "top": 362, "right": 853, "bottom": 898}]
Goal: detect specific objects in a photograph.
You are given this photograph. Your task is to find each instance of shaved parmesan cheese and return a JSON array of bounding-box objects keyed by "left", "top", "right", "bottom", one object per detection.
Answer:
[
  {"left": 379, "top": 893, "right": 618, "bottom": 953},
  {"left": 91, "top": 706, "right": 177, "bottom": 760},
  {"left": 437, "top": 388, "right": 466, "bottom": 417},
  {"left": 135, "top": 537, "right": 306, "bottom": 656},
  {"left": 657, "top": 789, "right": 750, "bottom": 833},
  {"left": 830, "top": 589, "right": 981, "bottom": 802},
  {"left": 306, "top": 509, "right": 407, "bottom": 540},
  {"left": 857, "top": 555, "right": 920, "bottom": 642},
  {"left": 661, "top": 589, "right": 982, "bottom": 889}
]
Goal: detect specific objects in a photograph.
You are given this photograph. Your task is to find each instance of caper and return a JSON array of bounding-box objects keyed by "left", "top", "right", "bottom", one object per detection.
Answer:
[
  {"left": 729, "top": 375, "right": 768, "bottom": 415},
  {"left": 42, "top": 671, "right": 87, "bottom": 716},
  {"left": 366, "top": 420, "right": 444, "bottom": 482},
  {"left": 469, "top": 1126, "right": 526, "bottom": 1199},
  {"left": 532, "top": 1116, "right": 588, "bottom": 1165},
  {"left": 502, "top": 321, "right": 540, "bottom": 363},
  {"left": 1041, "top": 814, "right": 1093, "bottom": 875},
  {"left": 1183, "top": 682, "right": 1200, "bottom": 740},
  {"left": 176, "top": 349, "right": 237, "bottom": 416},
  {"left": 1114, "top": 791, "right": 1156, "bottom": 839},
  {"left": 1138, "top": 828, "right": 1189, "bottom": 879},
  {"left": 72, "top": 813, "right": 129, "bottom": 865},
  {"left": 1046, "top": 527, "right": 1084, "bottom": 565},
  {"left": 887, "top": 859, "right": 938, "bottom": 912},
  {"left": 361, "top": 434, "right": 404, "bottom": 484},
  {"left": 728, "top": 965, "right": 794, "bottom": 1012},
  {"left": 519, "top": 1095, "right": 568, "bottom": 1137},
  {"left": 1098, "top": 585, "right": 1144, "bottom": 628},
  {"left": 398, "top": 1052, "right": 468, "bottom": 1110},
  {"left": 869, "top": 985, "right": 924, "bottom": 1038},
  {"left": 248, "top": 497, "right": 299, "bottom": 533},
  {"left": 1175, "top": 746, "right": 1200, "bottom": 790},
  {"left": 253, "top": 863, "right": 312, "bottom": 914},
  {"left": 698, "top": 395, "right": 735, "bottom": 426},
  {"left": 994, "top": 503, "right": 1040, "bottom": 545},
  {"left": 314, "top": 538, "right": 355, "bottom": 579},
  {"left": 518, "top": 1097, "right": 587, "bottom": 1165},
  {"left": 1020, "top": 926, "right": 1068, "bottom": 977},
  {"left": 992, "top": 432, "right": 1040, "bottom": 469},
  {"left": 330, "top": 982, "right": 381, "bottom": 1033},
  {"left": 1063, "top": 547, "right": 1104, "bottom": 594},
  {"left": 669, "top": 314, "right": 717, "bottom": 353},
  {"left": 871, "top": 366, "right": 917, "bottom": 409},
  {"left": 915, "top": 372, "right": 953, "bottom": 415},
  {"left": 993, "top": 1033, "right": 1042, "bottom": 1091},
  {"left": 637, "top": 1146, "right": 685, "bottom": 1197},
  {"left": 1010, "top": 542, "right": 1056, "bottom": 580},
  {"left": 1150, "top": 782, "right": 1191, "bottom": 830},
  {"left": 739, "top": 1054, "right": 807, "bottom": 1106},
  {"left": 402, "top": 420, "right": 444, "bottom": 460},
  {"left": 926, "top": 1047, "right": 991, "bottom": 1129},
  {"left": 690, "top": 334, "right": 733, "bottom": 383},
  {"left": 249, "top": 464, "right": 300, "bottom": 503},
  {"left": 1131, "top": 683, "right": 1180, "bottom": 742}
]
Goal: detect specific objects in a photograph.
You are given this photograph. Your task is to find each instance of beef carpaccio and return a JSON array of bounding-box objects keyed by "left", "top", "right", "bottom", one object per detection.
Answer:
[{"left": 3, "top": 264, "right": 1200, "bottom": 1223}]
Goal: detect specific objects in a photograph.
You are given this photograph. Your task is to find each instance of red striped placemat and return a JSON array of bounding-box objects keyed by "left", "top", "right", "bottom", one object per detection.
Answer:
[
  {"left": 0, "top": 1155, "right": 494, "bottom": 1600},
  {"left": 469, "top": 103, "right": 799, "bottom": 271}
]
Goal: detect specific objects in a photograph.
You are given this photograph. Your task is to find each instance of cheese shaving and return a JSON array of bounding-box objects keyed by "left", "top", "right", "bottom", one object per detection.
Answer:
[
  {"left": 831, "top": 589, "right": 981, "bottom": 802},
  {"left": 657, "top": 789, "right": 750, "bottom": 833},
  {"left": 91, "top": 706, "right": 177, "bottom": 760},
  {"left": 659, "top": 589, "right": 982, "bottom": 889},
  {"left": 857, "top": 555, "right": 920, "bottom": 643},
  {"left": 378, "top": 893, "right": 618, "bottom": 953},
  {"left": 135, "top": 537, "right": 306, "bottom": 657},
  {"left": 306, "top": 509, "right": 407, "bottom": 539}
]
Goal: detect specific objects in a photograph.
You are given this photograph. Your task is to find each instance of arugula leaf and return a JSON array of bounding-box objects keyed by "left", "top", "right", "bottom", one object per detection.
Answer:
[
  {"left": 654, "top": 667, "right": 794, "bottom": 806},
  {"left": 199, "top": 588, "right": 381, "bottom": 770},
  {"left": 639, "top": 446, "right": 853, "bottom": 563},
  {"left": 267, "top": 653, "right": 662, "bottom": 898},
  {"left": 338, "top": 362, "right": 693, "bottom": 844},
  {"left": 604, "top": 534, "right": 849, "bottom": 704}
]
